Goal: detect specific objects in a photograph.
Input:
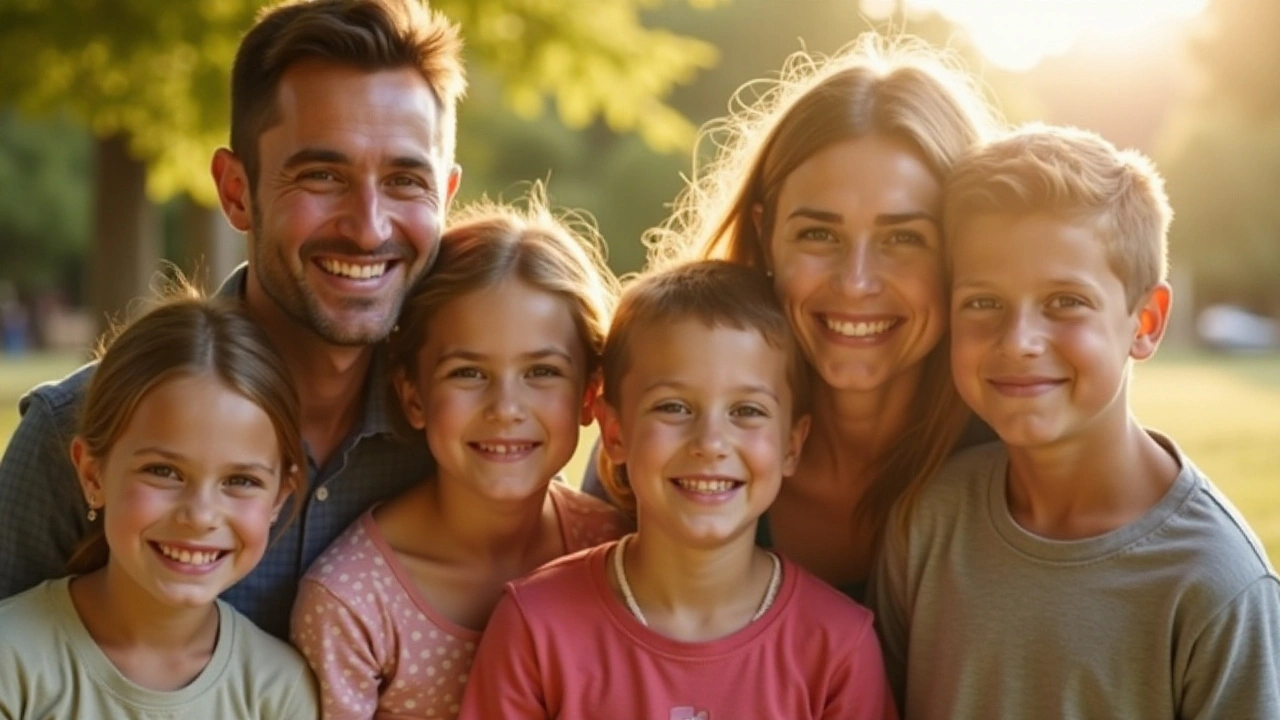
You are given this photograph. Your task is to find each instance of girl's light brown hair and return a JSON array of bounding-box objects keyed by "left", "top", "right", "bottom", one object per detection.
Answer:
[
  {"left": 66, "top": 285, "right": 305, "bottom": 575},
  {"left": 386, "top": 188, "right": 620, "bottom": 438},
  {"left": 646, "top": 34, "right": 1002, "bottom": 545},
  {"left": 597, "top": 260, "right": 811, "bottom": 515}
]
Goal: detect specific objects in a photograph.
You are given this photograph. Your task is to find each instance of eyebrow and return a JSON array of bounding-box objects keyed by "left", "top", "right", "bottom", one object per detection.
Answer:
[
  {"left": 437, "top": 348, "right": 576, "bottom": 364},
  {"left": 643, "top": 380, "right": 781, "bottom": 404},
  {"left": 283, "top": 148, "right": 434, "bottom": 173},
  {"left": 785, "top": 207, "right": 937, "bottom": 226},
  {"left": 133, "top": 447, "right": 278, "bottom": 475}
]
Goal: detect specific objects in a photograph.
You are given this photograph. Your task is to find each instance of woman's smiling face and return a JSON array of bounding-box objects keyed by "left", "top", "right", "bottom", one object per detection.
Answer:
[{"left": 765, "top": 134, "right": 947, "bottom": 395}]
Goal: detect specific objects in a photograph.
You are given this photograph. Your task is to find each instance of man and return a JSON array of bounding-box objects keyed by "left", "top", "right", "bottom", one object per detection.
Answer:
[{"left": 0, "top": 0, "right": 465, "bottom": 638}]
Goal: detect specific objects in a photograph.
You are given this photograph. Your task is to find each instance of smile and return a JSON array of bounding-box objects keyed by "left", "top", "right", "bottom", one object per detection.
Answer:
[
  {"left": 317, "top": 258, "right": 389, "bottom": 280},
  {"left": 672, "top": 477, "right": 742, "bottom": 494},
  {"left": 470, "top": 441, "right": 539, "bottom": 455},
  {"left": 823, "top": 317, "right": 898, "bottom": 338},
  {"left": 153, "top": 542, "right": 227, "bottom": 566}
]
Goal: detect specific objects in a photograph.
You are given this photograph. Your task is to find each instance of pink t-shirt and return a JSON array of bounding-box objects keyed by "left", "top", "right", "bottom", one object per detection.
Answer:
[
  {"left": 290, "top": 482, "right": 630, "bottom": 720},
  {"left": 457, "top": 541, "right": 897, "bottom": 720}
]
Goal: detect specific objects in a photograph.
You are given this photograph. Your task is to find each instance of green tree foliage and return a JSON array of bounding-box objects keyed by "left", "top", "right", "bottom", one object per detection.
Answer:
[
  {"left": 0, "top": 110, "right": 91, "bottom": 293},
  {"left": 0, "top": 0, "right": 720, "bottom": 204},
  {"left": 1159, "top": 0, "right": 1280, "bottom": 314}
]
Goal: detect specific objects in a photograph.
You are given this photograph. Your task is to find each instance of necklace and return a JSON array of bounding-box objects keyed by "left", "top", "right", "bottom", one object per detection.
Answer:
[{"left": 611, "top": 533, "right": 783, "bottom": 627}]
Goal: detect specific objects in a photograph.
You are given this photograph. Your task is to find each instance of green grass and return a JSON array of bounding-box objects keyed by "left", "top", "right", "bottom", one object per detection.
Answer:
[{"left": 3, "top": 350, "right": 1276, "bottom": 566}]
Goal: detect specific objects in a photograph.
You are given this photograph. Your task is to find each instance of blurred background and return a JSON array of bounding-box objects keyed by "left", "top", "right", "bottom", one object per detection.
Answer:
[{"left": 1, "top": 0, "right": 1276, "bottom": 560}]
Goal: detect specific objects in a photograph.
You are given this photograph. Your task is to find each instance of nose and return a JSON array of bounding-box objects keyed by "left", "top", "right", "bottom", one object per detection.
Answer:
[
  {"left": 999, "top": 306, "right": 1047, "bottom": 358},
  {"left": 335, "top": 180, "right": 393, "bottom": 250},
  {"left": 834, "top": 238, "right": 884, "bottom": 297},
  {"left": 484, "top": 376, "right": 528, "bottom": 425},
  {"left": 176, "top": 483, "right": 220, "bottom": 530},
  {"left": 690, "top": 413, "right": 730, "bottom": 459}
]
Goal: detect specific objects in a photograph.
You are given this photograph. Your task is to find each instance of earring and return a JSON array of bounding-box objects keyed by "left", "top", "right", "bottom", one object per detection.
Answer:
[
  {"left": 87, "top": 507, "right": 97, "bottom": 522},
  {"left": 765, "top": 269, "right": 774, "bottom": 278}
]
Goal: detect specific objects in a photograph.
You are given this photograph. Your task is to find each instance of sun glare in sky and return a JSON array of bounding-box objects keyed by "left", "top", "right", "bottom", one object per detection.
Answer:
[{"left": 868, "top": 0, "right": 1211, "bottom": 71}]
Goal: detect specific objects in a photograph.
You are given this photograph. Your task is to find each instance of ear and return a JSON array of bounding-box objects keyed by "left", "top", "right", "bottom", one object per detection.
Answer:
[
  {"left": 392, "top": 365, "right": 428, "bottom": 431},
  {"left": 70, "top": 436, "right": 105, "bottom": 508},
  {"left": 1130, "top": 282, "right": 1172, "bottom": 361},
  {"left": 211, "top": 148, "right": 253, "bottom": 233},
  {"left": 580, "top": 371, "right": 602, "bottom": 427},
  {"left": 781, "top": 414, "right": 811, "bottom": 477},
  {"left": 595, "top": 396, "right": 628, "bottom": 465},
  {"left": 271, "top": 471, "right": 297, "bottom": 524},
  {"left": 444, "top": 164, "right": 462, "bottom": 209}
]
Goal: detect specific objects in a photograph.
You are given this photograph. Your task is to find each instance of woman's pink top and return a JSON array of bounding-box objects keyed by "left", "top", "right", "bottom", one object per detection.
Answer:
[{"left": 290, "top": 482, "right": 630, "bottom": 719}]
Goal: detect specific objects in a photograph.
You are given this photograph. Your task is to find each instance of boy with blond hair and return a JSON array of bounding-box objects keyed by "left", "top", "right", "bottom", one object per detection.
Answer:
[{"left": 870, "top": 124, "right": 1280, "bottom": 719}]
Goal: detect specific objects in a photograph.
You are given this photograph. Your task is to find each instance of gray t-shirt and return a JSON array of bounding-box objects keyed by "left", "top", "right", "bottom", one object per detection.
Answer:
[{"left": 870, "top": 436, "right": 1280, "bottom": 720}]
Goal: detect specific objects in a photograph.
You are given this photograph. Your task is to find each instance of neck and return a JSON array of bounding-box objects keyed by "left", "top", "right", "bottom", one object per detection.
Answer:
[
  {"left": 798, "top": 370, "right": 920, "bottom": 491},
  {"left": 620, "top": 526, "right": 774, "bottom": 640},
  {"left": 70, "top": 566, "right": 217, "bottom": 652},
  {"left": 244, "top": 272, "right": 372, "bottom": 466},
  {"left": 1005, "top": 413, "right": 1180, "bottom": 539},
  {"left": 428, "top": 475, "right": 557, "bottom": 567}
]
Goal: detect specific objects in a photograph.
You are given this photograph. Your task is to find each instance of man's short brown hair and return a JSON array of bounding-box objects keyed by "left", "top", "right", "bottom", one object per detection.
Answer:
[{"left": 230, "top": 0, "right": 465, "bottom": 189}]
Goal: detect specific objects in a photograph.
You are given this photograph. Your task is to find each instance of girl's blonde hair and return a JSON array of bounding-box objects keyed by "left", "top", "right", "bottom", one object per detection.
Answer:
[
  {"left": 67, "top": 285, "right": 305, "bottom": 574},
  {"left": 386, "top": 188, "right": 620, "bottom": 437},
  {"left": 647, "top": 34, "right": 1001, "bottom": 545}
]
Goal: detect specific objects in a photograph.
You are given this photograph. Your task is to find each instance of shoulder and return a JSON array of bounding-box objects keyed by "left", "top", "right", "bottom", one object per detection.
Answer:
[
  {"left": 549, "top": 481, "right": 633, "bottom": 551},
  {"left": 1160, "top": 452, "right": 1277, "bottom": 595},
  {"left": 915, "top": 441, "right": 1005, "bottom": 512},
  {"left": 221, "top": 603, "right": 320, "bottom": 709},
  {"left": 0, "top": 578, "right": 61, "bottom": 633},
  {"left": 773, "top": 561, "right": 879, "bottom": 657},
  {"left": 16, "top": 362, "right": 97, "bottom": 427},
  {"left": 296, "top": 512, "right": 394, "bottom": 609},
  {"left": 507, "top": 543, "right": 608, "bottom": 611}
]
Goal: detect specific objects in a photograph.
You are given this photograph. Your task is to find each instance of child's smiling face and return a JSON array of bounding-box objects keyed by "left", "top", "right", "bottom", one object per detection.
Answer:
[
  {"left": 600, "top": 319, "right": 808, "bottom": 549},
  {"left": 76, "top": 372, "right": 288, "bottom": 611},
  {"left": 949, "top": 212, "right": 1164, "bottom": 449}
]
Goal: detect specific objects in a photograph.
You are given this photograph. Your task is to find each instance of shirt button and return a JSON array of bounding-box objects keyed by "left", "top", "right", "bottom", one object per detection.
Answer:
[{"left": 315, "top": 487, "right": 330, "bottom": 502}]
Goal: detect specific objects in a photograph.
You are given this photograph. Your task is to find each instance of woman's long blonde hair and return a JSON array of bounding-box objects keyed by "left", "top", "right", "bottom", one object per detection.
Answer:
[{"left": 647, "top": 34, "right": 1002, "bottom": 546}]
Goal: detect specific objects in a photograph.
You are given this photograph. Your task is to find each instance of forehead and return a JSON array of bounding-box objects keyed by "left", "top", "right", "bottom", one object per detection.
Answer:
[
  {"left": 115, "top": 374, "right": 279, "bottom": 460},
  {"left": 424, "top": 280, "right": 582, "bottom": 356},
  {"left": 776, "top": 135, "right": 941, "bottom": 216},
  {"left": 261, "top": 59, "right": 445, "bottom": 164},
  {"left": 951, "top": 212, "right": 1118, "bottom": 283},
  {"left": 622, "top": 320, "right": 790, "bottom": 393}
]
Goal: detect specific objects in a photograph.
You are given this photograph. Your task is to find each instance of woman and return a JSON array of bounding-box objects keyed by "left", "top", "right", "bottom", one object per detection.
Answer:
[{"left": 586, "top": 36, "right": 1000, "bottom": 601}]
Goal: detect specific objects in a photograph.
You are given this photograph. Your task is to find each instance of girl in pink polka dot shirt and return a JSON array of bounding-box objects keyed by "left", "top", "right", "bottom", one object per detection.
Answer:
[{"left": 289, "top": 195, "right": 631, "bottom": 719}]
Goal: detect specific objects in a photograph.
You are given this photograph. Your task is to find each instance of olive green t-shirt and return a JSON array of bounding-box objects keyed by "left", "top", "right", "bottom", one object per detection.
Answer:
[{"left": 0, "top": 577, "right": 319, "bottom": 719}]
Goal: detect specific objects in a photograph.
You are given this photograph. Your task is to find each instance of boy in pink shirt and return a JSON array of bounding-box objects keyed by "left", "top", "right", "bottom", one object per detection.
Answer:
[{"left": 459, "top": 261, "right": 896, "bottom": 719}]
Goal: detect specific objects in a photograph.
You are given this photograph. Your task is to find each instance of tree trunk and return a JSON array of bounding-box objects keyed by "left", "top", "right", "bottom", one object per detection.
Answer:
[
  {"left": 182, "top": 197, "right": 245, "bottom": 292},
  {"left": 90, "top": 133, "right": 160, "bottom": 336}
]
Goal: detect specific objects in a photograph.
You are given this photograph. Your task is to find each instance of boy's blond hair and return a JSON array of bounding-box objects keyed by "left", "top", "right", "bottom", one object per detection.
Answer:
[{"left": 944, "top": 123, "right": 1172, "bottom": 309}]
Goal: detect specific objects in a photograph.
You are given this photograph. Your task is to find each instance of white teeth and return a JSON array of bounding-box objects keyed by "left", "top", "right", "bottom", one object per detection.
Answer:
[
  {"left": 825, "top": 318, "right": 896, "bottom": 338},
  {"left": 157, "top": 543, "right": 222, "bottom": 566},
  {"left": 475, "top": 443, "right": 534, "bottom": 455},
  {"left": 318, "top": 259, "right": 388, "bottom": 280},
  {"left": 674, "top": 478, "right": 738, "bottom": 494}
]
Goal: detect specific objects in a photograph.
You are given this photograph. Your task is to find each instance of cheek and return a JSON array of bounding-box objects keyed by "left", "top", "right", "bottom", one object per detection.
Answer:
[{"left": 229, "top": 499, "right": 278, "bottom": 551}]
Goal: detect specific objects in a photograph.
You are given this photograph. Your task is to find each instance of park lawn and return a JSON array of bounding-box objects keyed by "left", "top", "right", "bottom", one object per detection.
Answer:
[{"left": 3, "top": 350, "right": 1277, "bottom": 566}]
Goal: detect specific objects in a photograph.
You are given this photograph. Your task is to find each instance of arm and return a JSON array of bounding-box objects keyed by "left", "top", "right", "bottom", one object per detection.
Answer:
[
  {"left": 822, "top": 616, "right": 899, "bottom": 720},
  {"left": 1180, "top": 576, "right": 1280, "bottom": 720},
  {"left": 456, "top": 591, "right": 549, "bottom": 720},
  {"left": 866, "top": 518, "right": 912, "bottom": 711},
  {"left": 290, "top": 578, "right": 384, "bottom": 720},
  {"left": 0, "top": 390, "right": 87, "bottom": 598}
]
